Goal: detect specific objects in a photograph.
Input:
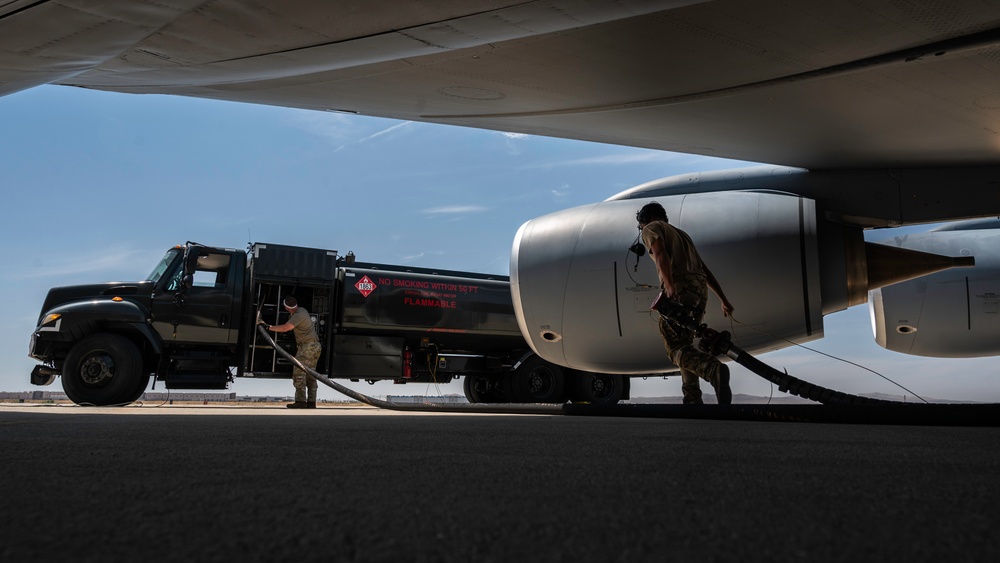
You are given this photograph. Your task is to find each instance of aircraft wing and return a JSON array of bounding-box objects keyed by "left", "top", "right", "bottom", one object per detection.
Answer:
[{"left": 2, "top": 0, "right": 1000, "bottom": 169}]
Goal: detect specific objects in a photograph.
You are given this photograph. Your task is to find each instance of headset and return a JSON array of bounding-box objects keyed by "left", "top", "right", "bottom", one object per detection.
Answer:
[
  {"left": 630, "top": 201, "right": 669, "bottom": 258},
  {"left": 628, "top": 235, "right": 645, "bottom": 257}
]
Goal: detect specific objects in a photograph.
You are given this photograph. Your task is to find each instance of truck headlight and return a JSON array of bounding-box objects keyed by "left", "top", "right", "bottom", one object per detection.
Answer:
[{"left": 38, "top": 313, "right": 62, "bottom": 332}]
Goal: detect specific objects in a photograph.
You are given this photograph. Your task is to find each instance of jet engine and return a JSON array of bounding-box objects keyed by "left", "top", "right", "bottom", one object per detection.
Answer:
[
  {"left": 870, "top": 220, "right": 1000, "bottom": 357},
  {"left": 511, "top": 191, "right": 977, "bottom": 374}
]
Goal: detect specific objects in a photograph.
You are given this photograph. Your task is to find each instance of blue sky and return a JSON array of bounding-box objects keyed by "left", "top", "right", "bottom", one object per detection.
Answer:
[{"left": 2, "top": 85, "right": 997, "bottom": 402}]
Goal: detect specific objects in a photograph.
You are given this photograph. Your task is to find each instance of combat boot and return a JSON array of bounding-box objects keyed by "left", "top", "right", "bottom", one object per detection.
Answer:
[
  {"left": 286, "top": 401, "right": 309, "bottom": 409},
  {"left": 714, "top": 364, "right": 732, "bottom": 405},
  {"left": 306, "top": 402, "right": 317, "bottom": 409}
]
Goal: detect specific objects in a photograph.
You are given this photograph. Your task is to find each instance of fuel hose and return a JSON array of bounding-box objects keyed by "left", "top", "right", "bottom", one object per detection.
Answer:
[
  {"left": 256, "top": 325, "right": 563, "bottom": 414},
  {"left": 652, "top": 298, "right": 907, "bottom": 406},
  {"left": 257, "top": 325, "right": 999, "bottom": 425}
]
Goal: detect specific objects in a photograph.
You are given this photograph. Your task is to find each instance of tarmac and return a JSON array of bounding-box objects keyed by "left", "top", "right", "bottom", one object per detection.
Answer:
[{"left": 2, "top": 403, "right": 998, "bottom": 562}]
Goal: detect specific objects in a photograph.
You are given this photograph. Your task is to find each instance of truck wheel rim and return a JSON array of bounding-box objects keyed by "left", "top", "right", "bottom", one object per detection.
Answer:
[
  {"left": 79, "top": 353, "right": 116, "bottom": 386},
  {"left": 589, "top": 375, "right": 613, "bottom": 399},
  {"left": 527, "top": 367, "right": 555, "bottom": 396}
]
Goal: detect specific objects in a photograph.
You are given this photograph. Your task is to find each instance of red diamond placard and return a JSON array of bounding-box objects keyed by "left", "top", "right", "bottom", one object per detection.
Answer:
[{"left": 355, "top": 275, "right": 377, "bottom": 297}]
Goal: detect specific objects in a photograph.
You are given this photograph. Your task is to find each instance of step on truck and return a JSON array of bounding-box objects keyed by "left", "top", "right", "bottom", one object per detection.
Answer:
[{"left": 28, "top": 242, "right": 629, "bottom": 406}]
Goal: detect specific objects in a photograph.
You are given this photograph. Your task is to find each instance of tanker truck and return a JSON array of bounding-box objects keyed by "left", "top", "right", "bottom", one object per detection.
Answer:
[{"left": 28, "top": 242, "right": 629, "bottom": 406}]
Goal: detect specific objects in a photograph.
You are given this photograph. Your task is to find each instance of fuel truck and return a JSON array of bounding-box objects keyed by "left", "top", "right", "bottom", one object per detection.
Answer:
[{"left": 28, "top": 242, "right": 628, "bottom": 406}]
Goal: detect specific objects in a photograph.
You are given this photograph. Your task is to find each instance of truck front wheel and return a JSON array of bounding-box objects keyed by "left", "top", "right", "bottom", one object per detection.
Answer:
[{"left": 62, "top": 333, "right": 145, "bottom": 406}]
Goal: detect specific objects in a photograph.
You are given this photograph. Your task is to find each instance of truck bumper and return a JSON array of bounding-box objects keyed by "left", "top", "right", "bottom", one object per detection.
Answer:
[{"left": 28, "top": 331, "right": 54, "bottom": 362}]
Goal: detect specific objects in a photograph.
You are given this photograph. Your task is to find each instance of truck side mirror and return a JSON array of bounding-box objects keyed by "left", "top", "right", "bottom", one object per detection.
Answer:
[
  {"left": 174, "top": 244, "right": 202, "bottom": 298},
  {"left": 183, "top": 248, "right": 201, "bottom": 278}
]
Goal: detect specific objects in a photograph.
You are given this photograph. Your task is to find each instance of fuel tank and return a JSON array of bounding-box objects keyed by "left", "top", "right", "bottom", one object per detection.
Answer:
[{"left": 339, "top": 266, "right": 525, "bottom": 353}]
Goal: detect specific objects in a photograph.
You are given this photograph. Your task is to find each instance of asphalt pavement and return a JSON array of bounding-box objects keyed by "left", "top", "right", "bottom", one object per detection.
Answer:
[{"left": 2, "top": 404, "right": 998, "bottom": 562}]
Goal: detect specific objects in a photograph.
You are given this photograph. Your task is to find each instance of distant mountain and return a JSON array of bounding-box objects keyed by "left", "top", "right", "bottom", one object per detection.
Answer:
[
  {"left": 626, "top": 394, "right": 811, "bottom": 405},
  {"left": 625, "top": 393, "right": 977, "bottom": 405}
]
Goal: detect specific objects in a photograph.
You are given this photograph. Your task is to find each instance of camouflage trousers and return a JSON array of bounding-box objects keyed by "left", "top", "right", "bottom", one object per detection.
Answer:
[
  {"left": 657, "top": 274, "right": 725, "bottom": 405},
  {"left": 292, "top": 341, "right": 322, "bottom": 403}
]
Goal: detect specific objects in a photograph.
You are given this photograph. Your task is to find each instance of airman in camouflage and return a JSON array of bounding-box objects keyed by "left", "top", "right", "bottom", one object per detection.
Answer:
[
  {"left": 658, "top": 274, "right": 726, "bottom": 404},
  {"left": 264, "top": 296, "right": 322, "bottom": 408},
  {"left": 638, "top": 202, "right": 735, "bottom": 405}
]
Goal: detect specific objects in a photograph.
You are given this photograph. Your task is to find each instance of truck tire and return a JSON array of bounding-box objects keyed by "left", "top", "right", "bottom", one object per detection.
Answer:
[
  {"left": 505, "top": 356, "right": 565, "bottom": 403},
  {"left": 572, "top": 372, "right": 625, "bottom": 405},
  {"left": 463, "top": 374, "right": 507, "bottom": 404},
  {"left": 62, "top": 333, "right": 144, "bottom": 406},
  {"left": 121, "top": 372, "right": 152, "bottom": 405}
]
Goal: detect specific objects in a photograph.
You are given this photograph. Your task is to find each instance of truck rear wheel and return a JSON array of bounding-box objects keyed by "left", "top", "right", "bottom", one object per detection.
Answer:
[
  {"left": 572, "top": 372, "right": 625, "bottom": 405},
  {"left": 463, "top": 374, "right": 507, "bottom": 404},
  {"left": 62, "top": 333, "right": 144, "bottom": 406},
  {"left": 505, "top": 356, "right": 565, "bottom": 403}
]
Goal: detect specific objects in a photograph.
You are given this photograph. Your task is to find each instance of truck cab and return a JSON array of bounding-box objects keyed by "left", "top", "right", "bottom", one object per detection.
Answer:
[{"left": 29, "top": 243, "right": 246, "bottom": 405}]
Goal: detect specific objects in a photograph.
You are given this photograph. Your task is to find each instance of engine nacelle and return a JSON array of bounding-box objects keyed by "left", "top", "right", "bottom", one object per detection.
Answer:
[
  {"left": 511, "top": 190, "right": 980, "bottom": 374},
  {"left": 511, "top": 191, "right": 826, "bottom": 374},
  {"left": 870, "top": 220, "right": 1000, "bottom": 357}
]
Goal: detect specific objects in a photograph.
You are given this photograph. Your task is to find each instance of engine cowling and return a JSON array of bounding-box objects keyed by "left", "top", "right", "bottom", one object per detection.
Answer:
[{"left": 511, "top": 191, "right": 826, "bottom": 374}]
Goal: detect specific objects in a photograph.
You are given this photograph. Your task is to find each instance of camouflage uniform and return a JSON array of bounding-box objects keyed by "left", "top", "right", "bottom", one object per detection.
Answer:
[
  {"left": 292, "top": 341, "right": 322, "bottom": 402},
  {"left": 643, "top": 220, "right": 727, "bottom": 405},
  {"left": 657, "top": 273, "right": 726, "bottom": 404},
  {"left": 287, "top": 307, "right": 321, "bottom": 403}
]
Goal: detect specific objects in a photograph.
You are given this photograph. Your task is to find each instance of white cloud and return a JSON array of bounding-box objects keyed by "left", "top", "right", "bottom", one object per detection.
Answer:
[
  {"left": 522, "top": 151, "right": 685, "bottom": 170},
  {"left": 401, "top": 252, "right": 425, "bottom": 263},
  {"left": 498, "top": 131, "right": 530, "bottom": 155},
  {"left": 290, "top": 112, "right": 413, "bottom": 150},
  {"left": 290, "top": 111, "right": 357, "bottom": 144},
  {"left": 12, "top": 246, "right": 149, "bottom": 281},
  {"left": 358, "top": 121, "right": 412, "bottom": 144},
  {"left": 421, "top": 205, "right": 488, "bottom": 214}
]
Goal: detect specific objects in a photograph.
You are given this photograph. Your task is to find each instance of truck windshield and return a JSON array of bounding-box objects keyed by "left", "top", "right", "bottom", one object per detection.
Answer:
[{"left": 147, "top": 248, "right": 181, "bottom": 283}]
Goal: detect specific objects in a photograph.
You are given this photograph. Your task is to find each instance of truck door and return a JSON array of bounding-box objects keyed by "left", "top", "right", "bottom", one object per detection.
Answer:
[{"left": 151, "top": 250, "right": 240, "bottom": 345}]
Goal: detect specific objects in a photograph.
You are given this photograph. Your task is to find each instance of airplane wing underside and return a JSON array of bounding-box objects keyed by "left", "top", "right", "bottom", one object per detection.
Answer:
[{"left": 2, "top": 0, "right": 1000, "bottom": 170}]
